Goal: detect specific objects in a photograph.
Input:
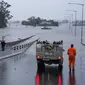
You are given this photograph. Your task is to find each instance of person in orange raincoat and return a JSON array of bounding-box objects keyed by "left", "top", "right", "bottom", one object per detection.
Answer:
[{"left": 67, "top": 44, "right": 76, "bottom": 71}]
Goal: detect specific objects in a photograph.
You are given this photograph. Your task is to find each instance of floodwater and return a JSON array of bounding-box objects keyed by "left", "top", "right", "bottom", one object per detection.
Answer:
[{"left": 0, "top": 23, "right": 85, "bottom": 85}]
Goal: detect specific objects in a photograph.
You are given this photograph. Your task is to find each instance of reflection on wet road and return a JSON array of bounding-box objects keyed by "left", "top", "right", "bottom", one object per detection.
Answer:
[
  {"left": 36, "top": 65, "right": 63, "bottom": 85},
  {"left": 68, "top": 71, "right": 76, "bottom": 85},
  {"left": 36, "top": 65, "right": 77, "bottom": 85}
]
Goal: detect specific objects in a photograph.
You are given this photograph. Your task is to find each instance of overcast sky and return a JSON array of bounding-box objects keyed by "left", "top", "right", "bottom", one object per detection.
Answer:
[{"left": 4, "top": 0, "right": 85, "bottom": 21}]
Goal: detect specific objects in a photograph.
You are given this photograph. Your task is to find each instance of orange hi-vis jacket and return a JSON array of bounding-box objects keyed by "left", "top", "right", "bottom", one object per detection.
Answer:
[{"left": 67, "top": 48, "right": 76, "bottom": 60}]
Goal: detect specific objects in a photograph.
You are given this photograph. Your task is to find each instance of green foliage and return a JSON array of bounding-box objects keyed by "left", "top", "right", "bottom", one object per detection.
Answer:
[
  {"left": 22, "top": 16, "right": 59, "bottom": 26},
  {"left": 0, "top": 0, "right": 13, "bottom": 28}
]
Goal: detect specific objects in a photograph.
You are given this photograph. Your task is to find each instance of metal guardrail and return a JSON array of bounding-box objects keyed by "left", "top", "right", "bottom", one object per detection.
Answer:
[
  {"left": 0, "top": 35, "right": 36, "bottom": 51},
  {"left": 6, "top": 35, "right": 35, "bottom": 46},
  {"left": 0, "top": 38, "right": 40, "bottom": 60},
  {"left": 81, "top": 42, "right": 85, "bottom": 46}
]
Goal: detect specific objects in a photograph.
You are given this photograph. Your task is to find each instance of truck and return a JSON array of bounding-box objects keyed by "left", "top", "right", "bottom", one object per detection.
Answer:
[{"left": 36, "top": 40, "right": 64, "bottom": 71}]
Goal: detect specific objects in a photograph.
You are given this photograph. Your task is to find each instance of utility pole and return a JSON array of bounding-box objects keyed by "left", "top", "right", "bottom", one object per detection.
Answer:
[{"left": 68, "top": 3, "right": 84, "bottom": 43}]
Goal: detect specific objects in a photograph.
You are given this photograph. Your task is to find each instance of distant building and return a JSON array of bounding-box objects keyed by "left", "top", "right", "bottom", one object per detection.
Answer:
[
  {"left": 62, "top": 20, "right": 68, "bottom": 23},
  {"left": 40, "top": 21, "right": 51, "bottom": 25},
  {"left": 73, "top": 20, "right": 85, "bottom": 26}
]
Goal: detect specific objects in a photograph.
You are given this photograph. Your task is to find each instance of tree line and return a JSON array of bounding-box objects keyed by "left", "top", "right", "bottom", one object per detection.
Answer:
[
  {"left": 0, "top": 0, "right": 59, "bottom": 28},
  {"left": 22, "top": 16, "right": 59, "bottom": 26},
  {"left": 0, "top": 0, "right": 12, "bottom": 28}
]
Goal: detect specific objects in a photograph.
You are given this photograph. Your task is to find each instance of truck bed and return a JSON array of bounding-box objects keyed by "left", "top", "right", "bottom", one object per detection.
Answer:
[{"left": 36, "top": 40, "right": 64, "bottom": 60}]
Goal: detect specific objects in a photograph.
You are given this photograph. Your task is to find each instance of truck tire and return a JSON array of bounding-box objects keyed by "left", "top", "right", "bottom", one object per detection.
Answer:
[
  {"left": 37, "top": 61, "right": 45, "bottom": 72},
  {"left": 58, "top": 64, "right": 63, "bottom": 72},
  {"left": 59, "top": 58, "right": 63, "bottom": 65}
]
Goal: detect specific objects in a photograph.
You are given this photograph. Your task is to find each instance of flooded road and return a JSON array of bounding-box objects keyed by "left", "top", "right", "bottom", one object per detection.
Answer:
[
  {"left": 0, "top": 24, "right": 85, "bottom": 85},
  {"left": 0, "top": 48, "right": 37, "bottom": 85}
]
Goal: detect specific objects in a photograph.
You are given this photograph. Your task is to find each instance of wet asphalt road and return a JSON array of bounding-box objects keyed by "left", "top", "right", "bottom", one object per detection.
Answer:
[{"left": 0, "top": 24, "right": 85, "bottom": 85}]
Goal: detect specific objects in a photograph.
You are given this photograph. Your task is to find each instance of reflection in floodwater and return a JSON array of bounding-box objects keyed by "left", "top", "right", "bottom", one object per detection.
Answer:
[
  {"left": 58, "top": 73, "right": 62, "bottom": 85},
  {"left": 35, "top": 66, "right": 63, "bottom": 85},
  {"left": 0, "top": 53, "right": 28, "bottom": 85},
  {"left": 13, "top": 53, "right": 25, "bottom": 63},
  {"left": 0, "top": 62, "right": 7, "bottom": 85},
  {"left": 68, "top": 71, "right": 76, "bottom": 85},
  {"left": 35, "top": 74, "right": 40, "bottom": 85}
]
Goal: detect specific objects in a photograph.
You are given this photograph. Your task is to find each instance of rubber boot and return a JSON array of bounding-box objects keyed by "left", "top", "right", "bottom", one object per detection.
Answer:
[
  {"left": 72, "top": 67, "right": 75, "bottom": 72},
  {"left": 69, "top": 67, "right": 71, "bottom": 72}
]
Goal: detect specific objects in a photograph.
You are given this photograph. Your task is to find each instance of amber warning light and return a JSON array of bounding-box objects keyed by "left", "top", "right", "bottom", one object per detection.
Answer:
[
  {"left": 36, "top": 56, "right": 40, "bottom": 59},
  {"left": 58, "top": 56, "right": 62, "bottom": 60}
]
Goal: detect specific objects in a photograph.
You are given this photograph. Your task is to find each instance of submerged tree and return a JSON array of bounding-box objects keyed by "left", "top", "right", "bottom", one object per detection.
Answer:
[{"left": 0, "top": 0, "right": 13, "bottom": 28}]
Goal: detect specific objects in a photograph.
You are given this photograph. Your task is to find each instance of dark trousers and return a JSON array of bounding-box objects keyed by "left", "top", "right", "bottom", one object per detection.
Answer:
[{"left": 1, "top": 45, "right": 5, "bottom": 51}]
